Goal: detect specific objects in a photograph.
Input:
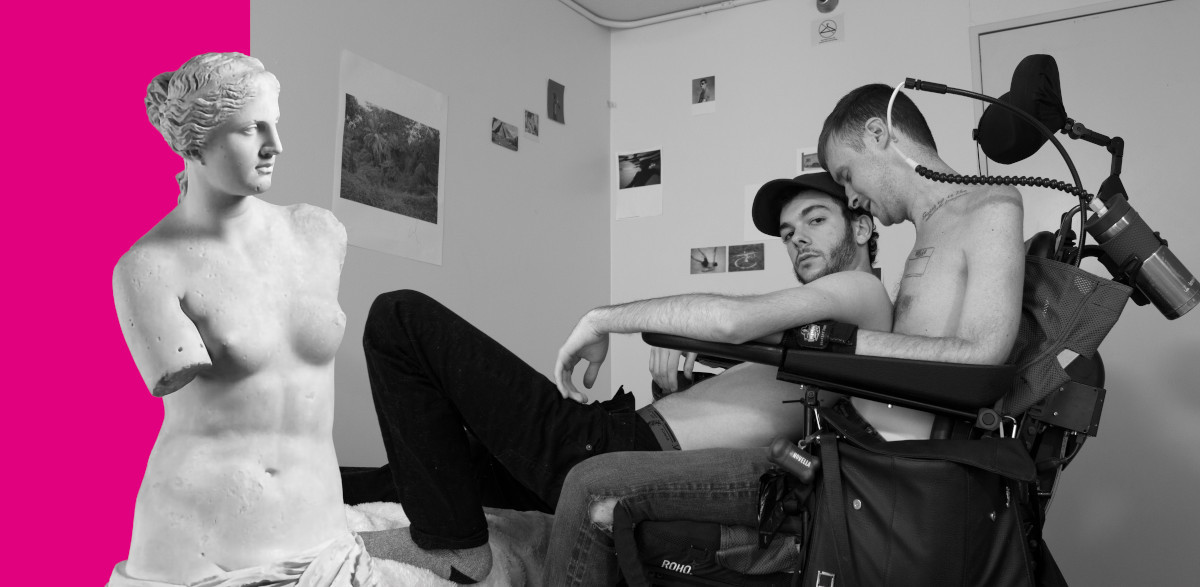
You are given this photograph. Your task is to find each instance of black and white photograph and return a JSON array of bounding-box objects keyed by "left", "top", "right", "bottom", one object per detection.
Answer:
[
  {"left": 525, "top": 110, "right": 540, "bottom": 136},
  {"left": 339, "top": 92, "right": 440, "bottom": 224},
  {"left": 689, "top": 246, "right": 727, "bottom": 274},
  {"left": 547, "top": 79, "right": 565, "bottom": 124},
  {"left": 728, "top": 243, "right": 765, "bottom": 272},
  {"left": 334, "top": 49, "right": 446, "bottom": 265},
  {"left": 491, "top": 117, "right": 519, "bottom": 151},
  {"left": 692, "top": 76, "right": 716, "bottom": 103},
  {"left": 617, "top": 149, "right": 661, "bottom": 189},
  {"left": 800, "top": 150, "right": 822, "bottom": 172}
]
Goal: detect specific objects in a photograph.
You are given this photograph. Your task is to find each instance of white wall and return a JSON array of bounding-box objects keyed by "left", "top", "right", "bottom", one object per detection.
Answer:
[
  {"left": 250, "top": 0, "right": 612, "bottom": 466},
  {"left": 609, "top": 0, "right": 1197, "bottom": 584}
]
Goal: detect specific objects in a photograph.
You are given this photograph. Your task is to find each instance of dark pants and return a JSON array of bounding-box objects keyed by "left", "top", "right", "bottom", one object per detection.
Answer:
[{"left": 341, "top": 290, "right": 658, "bottom": 550}]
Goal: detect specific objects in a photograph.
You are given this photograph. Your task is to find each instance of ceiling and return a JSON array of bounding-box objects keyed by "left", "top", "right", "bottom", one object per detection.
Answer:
[{"left": 568, "top": 0, "right": 753, "bottom": 24}]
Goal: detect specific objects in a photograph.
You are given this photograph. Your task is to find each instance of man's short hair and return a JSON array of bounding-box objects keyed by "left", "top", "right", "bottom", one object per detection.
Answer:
[
  {"left": 817, "top": 83, "right": 937, "bottom": 170},
  {"left": 752, "top": 171, "right": 878, "bottom": 264}
]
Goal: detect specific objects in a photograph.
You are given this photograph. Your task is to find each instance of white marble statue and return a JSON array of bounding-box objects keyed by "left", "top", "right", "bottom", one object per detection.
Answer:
[{"left": 109, "top": 52, "right": 374, "bottom": 587}]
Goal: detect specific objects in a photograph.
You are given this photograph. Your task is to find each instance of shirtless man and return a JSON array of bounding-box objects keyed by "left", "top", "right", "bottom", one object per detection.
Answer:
[
  {"left": 816, "top": 83, "right": 1024, "bottom": 439},
  {"left": 555, "top": 171, "right": 897, "bottom": 446},
  {"left": 347, "top": 171, "right": 892, "bottom": 583}
]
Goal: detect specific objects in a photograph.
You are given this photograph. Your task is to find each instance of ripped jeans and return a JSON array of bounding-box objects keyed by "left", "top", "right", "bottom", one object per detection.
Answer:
[{"left": 544, "top": 447, "right": 774, "bottom": 586}]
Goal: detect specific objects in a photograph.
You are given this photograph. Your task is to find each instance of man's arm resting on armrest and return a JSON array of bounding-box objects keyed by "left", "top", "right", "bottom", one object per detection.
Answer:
[
  {"left": 588, "top": 271, "right": 890, "bottom": 344},
  {"left": 554, "top": 271, "right": 892, "bottom": 399}
]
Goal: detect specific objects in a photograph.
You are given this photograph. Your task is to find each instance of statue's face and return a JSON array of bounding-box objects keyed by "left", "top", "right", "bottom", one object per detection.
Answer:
[{"left": 196, "top": 78, "right": 283, "bottom": 197}]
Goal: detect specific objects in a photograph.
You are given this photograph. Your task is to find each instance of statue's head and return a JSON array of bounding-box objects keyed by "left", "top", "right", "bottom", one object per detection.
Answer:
[{"left": 145, "top": 52, "right": 279, "bottom": 199}]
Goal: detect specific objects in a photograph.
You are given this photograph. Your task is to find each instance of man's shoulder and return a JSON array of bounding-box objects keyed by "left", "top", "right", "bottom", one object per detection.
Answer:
[
  {"left": 966, "top": 184, "right": 1022, "bottom": 217},
  {"left": 807, "top": 269, "right": 887, "bottom": 292},
  {"left": 804, "top": 271, "right": 893, "bottom": 323}
]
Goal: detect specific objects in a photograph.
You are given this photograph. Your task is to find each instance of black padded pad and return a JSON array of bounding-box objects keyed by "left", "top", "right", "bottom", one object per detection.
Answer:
[{"left": 642, "top": 333, "right": 1012, "bottom": 416}]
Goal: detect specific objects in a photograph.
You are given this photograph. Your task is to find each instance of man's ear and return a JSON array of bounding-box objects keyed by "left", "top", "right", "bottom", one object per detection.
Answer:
[
  {"left": 852, "top": 214, "right": 874, "bottom": 244},
  {"left": 864, "top": 117, "right": 891, "bottom": 149}
]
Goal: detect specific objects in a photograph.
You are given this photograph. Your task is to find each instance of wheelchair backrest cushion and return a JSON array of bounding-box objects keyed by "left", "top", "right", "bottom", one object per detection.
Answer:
[{"left": 1003, "top": 255, "right": 1131, "bottom": 414}]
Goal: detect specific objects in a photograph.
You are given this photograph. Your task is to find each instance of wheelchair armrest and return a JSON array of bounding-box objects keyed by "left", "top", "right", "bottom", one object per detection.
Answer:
[{"left": 642, "top": 333, "right": 1014, "bottom": 420}]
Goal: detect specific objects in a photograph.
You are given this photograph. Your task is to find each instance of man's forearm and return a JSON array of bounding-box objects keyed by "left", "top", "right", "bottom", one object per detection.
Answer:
[
  {"left": 855, "top": 329, "right": 1010, "bottom": 365},
  {"left": 587, "top": 294, "right": 744, "bottom": 343}
]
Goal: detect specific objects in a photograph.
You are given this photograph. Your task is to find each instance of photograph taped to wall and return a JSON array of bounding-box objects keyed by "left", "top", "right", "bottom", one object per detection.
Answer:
[
  {"left": 690, "top": 246, "right": 727, "bottom": 274},
  {"left": 492, "top": 118, "right": 518, "bottom": 151},
  {"left": 340, "top": 93, "right": 440, "bottom": 224},
  {"left": 615, "top": 148, "right": 663, "bottom": 219},
  {"left": 334, "top": 49, "right": 446, "bottom": 265},
  {"left": 617, "top": 149, "right": 661, "bottom": 189},
  {"left": 692, "top": 75, "right": 716, "bottom": 115},
  {"left": 729, "top": 243, "right": 765, "bottom": 272},
  {"left": 524, "top": 110, "right": 540, "bottom": 143},
  {"left": 796, "top": 147, "right": 822, "bottom": 173},
  {"left": 547, "top": 79, "right": 565, "bottom": 124}
]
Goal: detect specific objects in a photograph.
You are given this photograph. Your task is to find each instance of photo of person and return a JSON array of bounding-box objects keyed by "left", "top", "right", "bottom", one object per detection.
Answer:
[
  {"left": 491, "top": 117, "right": 518, "bottom": 151},
  {"left": 617, "top": 149, "right": 661, "bottom": 189},
  {"left": 692, "top": 76, "right": 715, "bottom": 103},
  {"left": 525, "top": 110, "right": 539, "bottom": 136},
  {"left": 547, "top": 79, "right": 565, "bottom": 123},
  {"left": 689, "top": 246, "right": 727, "bottom": 274}
]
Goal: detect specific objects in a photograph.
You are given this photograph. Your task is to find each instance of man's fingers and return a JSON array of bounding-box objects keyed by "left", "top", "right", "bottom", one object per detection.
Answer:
[
  {"left": 555, "top": 354, "right": 577, "bottom": 399},
  {"left": 683, "top": 352, "right": 697, "bottom": 380},
  {"left": 583, "top": 360, "right": 601, "bottom": 389}
]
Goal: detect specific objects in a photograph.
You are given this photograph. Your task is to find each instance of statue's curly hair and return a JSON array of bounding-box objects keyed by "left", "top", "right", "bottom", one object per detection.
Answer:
[{"left": 145, "top": 52, "right": 279, "bottom": 200}]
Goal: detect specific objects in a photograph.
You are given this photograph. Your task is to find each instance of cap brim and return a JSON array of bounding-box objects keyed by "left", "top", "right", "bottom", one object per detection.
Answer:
[{"left": 751, "top": 172, "right": 849, "bottom": 237}]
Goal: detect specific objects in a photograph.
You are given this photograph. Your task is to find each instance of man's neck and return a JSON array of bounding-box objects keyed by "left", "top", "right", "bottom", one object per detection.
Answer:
[{"left": 896, "top": 156, "right": 966, "bottom": 229}]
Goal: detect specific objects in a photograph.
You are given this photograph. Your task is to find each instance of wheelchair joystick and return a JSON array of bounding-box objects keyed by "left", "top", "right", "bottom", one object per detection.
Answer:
[{"left": 768, "top": 437, "right": 820, "bottom": 484}]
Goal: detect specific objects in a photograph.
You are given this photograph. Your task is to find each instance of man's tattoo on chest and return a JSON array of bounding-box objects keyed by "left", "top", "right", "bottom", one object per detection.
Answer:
[
  {"left": 904, "top": 247, "right": 934, "bottom": 278},
  {"left": 921, "top": 189, "right": 969, "bottom": 222}
]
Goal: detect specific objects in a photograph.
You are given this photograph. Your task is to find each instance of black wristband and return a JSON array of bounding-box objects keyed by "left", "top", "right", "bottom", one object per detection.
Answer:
[{"left": 780, "top": 320, "right": 858, "bottom": 354}]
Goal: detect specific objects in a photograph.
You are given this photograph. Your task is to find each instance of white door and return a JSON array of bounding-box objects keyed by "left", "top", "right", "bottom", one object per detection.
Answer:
[{"left": 976, "top": 1, "right": 1200, "bottom": 584}]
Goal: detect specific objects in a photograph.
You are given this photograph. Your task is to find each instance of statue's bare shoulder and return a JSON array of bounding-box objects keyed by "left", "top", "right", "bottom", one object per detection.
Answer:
[{"left": 285, "top": 203, "right": 347, "bottom": 261}]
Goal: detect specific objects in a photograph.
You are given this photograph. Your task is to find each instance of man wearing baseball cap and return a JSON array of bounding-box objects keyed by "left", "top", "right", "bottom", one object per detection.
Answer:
[
  {"left": 350, "top": 170, "right": 900, "bottom": 582},
  {"left": 557, "top": 170, "right": 911, "bottom": 448}
]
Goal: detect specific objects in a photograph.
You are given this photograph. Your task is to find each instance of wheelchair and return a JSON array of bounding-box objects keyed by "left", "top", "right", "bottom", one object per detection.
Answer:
[{"left": 609, "top": 234, "right": 1133, "bottom": 587}]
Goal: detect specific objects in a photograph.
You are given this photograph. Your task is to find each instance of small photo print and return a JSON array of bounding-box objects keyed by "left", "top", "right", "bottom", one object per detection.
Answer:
[
  {"left": 617, "top": 149, "right": 661, "bottom": 189},
  {"left": 800, "top": 151, "right": 822, "bottom": 172},
  {"left": 491, "top": 118, "right": 518, "bottom": 151},
  {"left": 692, "top": 76, "right": 715, "bottom": 104},
  {"left": 729, "top": 243, "right": 765, "bottom": 272},
  {"left": 547, "top": 79, "right": 565, "bottom": 124},
  {"left": 525, "top": 110, "right": 540, "bottom": 136},
  {"left": 690, "top": 246, "right": 727, "bottom": 274}
]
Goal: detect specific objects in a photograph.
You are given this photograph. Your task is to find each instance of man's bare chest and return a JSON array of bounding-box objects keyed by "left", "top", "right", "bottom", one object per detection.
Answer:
[{"left": 894, "top": 245, "right": 968, "bottom": 337}]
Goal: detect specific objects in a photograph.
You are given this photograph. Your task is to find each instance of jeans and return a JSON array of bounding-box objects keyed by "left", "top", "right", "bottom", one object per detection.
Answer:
[
  {"left": 545, "top": 447, "right": 775, "bottom": 586},
  {"left": 341, "top": 290, "right": 657, "bottom": 550}
]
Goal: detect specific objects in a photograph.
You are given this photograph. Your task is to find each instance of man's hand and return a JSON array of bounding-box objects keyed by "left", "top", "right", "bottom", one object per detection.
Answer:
[
  {"left": 554, "top": 313, "right": 609, "bottom": 404},
  {"left": 649, "top": 348, "right": 696, "bottom": 396}
]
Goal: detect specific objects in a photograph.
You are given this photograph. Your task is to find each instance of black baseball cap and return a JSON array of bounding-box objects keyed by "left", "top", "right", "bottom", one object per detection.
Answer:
[{"left": 751, "top": 171, "right": 860, "bottom": 237}]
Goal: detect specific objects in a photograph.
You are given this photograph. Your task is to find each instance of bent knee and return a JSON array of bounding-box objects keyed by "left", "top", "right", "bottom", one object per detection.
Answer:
[
  {"left": 588, "top": 496, "right": 620, "bottom": 532},
  {"left": 364, "top": 290, "right": 436, "bottom": 342}
]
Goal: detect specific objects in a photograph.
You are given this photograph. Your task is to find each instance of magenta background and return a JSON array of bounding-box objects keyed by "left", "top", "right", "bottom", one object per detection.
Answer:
[{"left": 3, "top": 2, "right": 248, "bottom": 583}]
